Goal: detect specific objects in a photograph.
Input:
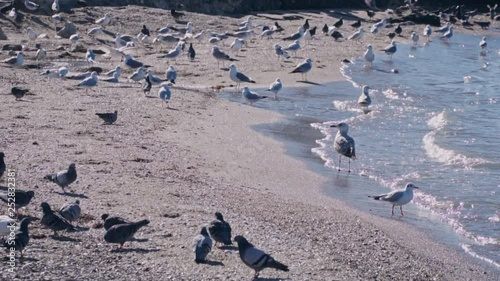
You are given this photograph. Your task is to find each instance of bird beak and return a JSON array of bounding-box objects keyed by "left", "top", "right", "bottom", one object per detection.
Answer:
[{"left": 414, "top": 186, "right": 419, "bottom": 189}]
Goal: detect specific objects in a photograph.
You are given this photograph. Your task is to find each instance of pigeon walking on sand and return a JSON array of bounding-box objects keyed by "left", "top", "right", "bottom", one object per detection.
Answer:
[
  {"left": 1, "top": 217, "right": 37, "bottom": 259},
  {"left": 0, "top": 152, "right": 5, "bottom": 178},
  {"left": 194, "top": 226, "right": 213, "bottom": 264},
  {"left": 104, "top": 219, "right": 150, "bottom": 249},
  {"left": 43, "top": 163, "right": 77, "bottom": 193},
  {"left": 101, "top": 214, "right": 131, "bottom": 231},
  {"left": 11, "top": 86, "right": 29, "bottom": 101},
  {"left": 58, "top": 200, "right": 81, "bottom": 222},
  {"left": 96, "top": 111, "right": 118, "bottom": 125},
  {"left": 368, "top": 183, "right": 419, "bottom": 216},
  {"left": 41, "top": 202, "right": 76, "bottom": 236},
  {"left": 188, "top": 43, "right": 196, "bottom": 60},
  {"left": 0, "top": 189, "right": 35, "bottom": 213},
  {"left": 207, "top": 212, "right": 232, "bottom": 246},
  {"left": 330, "top": 123, "right": 356, "bottom": 172},
  {"left": 234, "top": 235, "right": 289, "bottom": 279}
]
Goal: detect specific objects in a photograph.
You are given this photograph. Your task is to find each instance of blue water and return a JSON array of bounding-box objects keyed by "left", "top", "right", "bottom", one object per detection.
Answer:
[{"left": 221, "top": 33, "right": 500, "bottom": 269}]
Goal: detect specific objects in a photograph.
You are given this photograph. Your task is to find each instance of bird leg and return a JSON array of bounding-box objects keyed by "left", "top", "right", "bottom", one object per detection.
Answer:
[
  {"left": 338, "top": 156, "right": 342, "bottom": 171},
  {"left": 348, "top": 159, "right": 351, "bottom": 173},
  {"left": 391, "top": 205, "right": 395, "bottom": 216},
  {"left": 253, "top": 270, "right": 260, "bottom": 279},
  {"left": 400, "top": 206, "right": 404, "bottom": 216}
]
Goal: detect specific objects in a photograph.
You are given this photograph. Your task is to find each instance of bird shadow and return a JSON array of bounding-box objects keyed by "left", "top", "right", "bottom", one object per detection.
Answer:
[
  {"left": 166, "top": 107, "right": 179, "bottom": 111},
  {"left": 110, "top": 247, "right": 160, "bottom": 254},
  {"left": 175, "top": 20, "right": 189, "bottom": 25},
  {"left": 217, "top": 245, "right": 238, "bottom": 251},
  {"left": 198, "top": 260, "right": 225, "bottom": 266},
  {"left": 220, "top": 67, "right": 230, "bottom": 71},
  {"left": 296, "top": 80, "right": 322, "bottom": 86},
  {"left": 50, "top": 235, "right": 81, "bottom": 242},
  {"left": 254, "top": 278, "right": 290, "bottom": 281},
  {"left": 130, "top": 237, "right": 149, "bottom": 242},
  {"left": 54, "top": 191, "right": 89, "bottom": 199}
]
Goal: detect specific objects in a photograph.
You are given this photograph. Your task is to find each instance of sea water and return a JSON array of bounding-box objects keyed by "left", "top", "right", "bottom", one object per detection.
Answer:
[{"left": 221, "top": 32, "right": 499, "bottom": 269}]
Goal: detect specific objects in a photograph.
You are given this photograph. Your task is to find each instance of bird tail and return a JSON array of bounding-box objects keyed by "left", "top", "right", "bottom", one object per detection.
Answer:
[
  {"left": 368, "top": 195, "right": 382, "bottom": 200},
  {"left": 229, "top": 58, "right": 239, "bottom": 62},
  {"left": 268, "top": 259, "right": 289, "bottom": 272},
  {"left": 43, "top": 174, "right": 57, "bottom": 183},
  {"left": 249, "top": 80, "right": 256, "bottom": 83}
]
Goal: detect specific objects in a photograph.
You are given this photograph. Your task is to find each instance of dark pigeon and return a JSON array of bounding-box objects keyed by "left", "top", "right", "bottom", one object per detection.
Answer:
[
  {"left": 366, "top": 10, "right": 376, "bottom": 20},
  {"left": 171, "top": 9, "right": 185, "bottom": 21},
  {"left": 0, "top": 190, "right": 35, "bottom": 212},
  {"left": 58, "top": 200, "right": 81, "bottom": 222},
  {"left": 351, "top": 20, "right": 361, "bottom": 29},
  {"left": 104, "top": 219, "right": 150, "bottom": 249},
  {"left": 474, "top": 21, "right": 490, "bottom": 29},
  {"left": 43, "top": 163, "right": 77, "bottom": 193},
  {"left": 274, "top": 22, "right": 284, "bottom": 32},
  {"left": 331, "top": 30, "right": 343, "bottom": 41},
  {"left": 101, "top": 214, "right": 131, "bottom": 231},
  {"left": 388, "top": 32, "right": 396, "bottom": 39},
  {"left": 207, "top": 212, "right": 232, "bottom": 246},
  {"left": 234, "top": 235, "right": 289, "bottom": 279},
  {"left": 302, "top": 19, "right": 309, "bottom": 31},
  {"left": 395, "top": 24, "right": 402, "bottom": 35},
  {"left": 0, "top": 152, "right": 5, "bottom": 178},
  {"left": 309, "top": 26, "right": 317, "bottom": 36},
  {"left": 334, "top": 17, "right": 343, "bottom": 28},
  {"left": 193, "top": 226, "right": 212, "bottom": 263},
  {"left": 142, "top": 75, "right": 152, "bottom": 95},
  {"left": 96, "top": 111, "right": 118, "bottom": 125},
  {"left": 1, "top": 217, "right": 37, "bottom": 259},
  {"left": 11, "top": 86, "right": 29, "bottom": 101},
  {"left": 141, "top": 25, "right": 150, "bottom": 36},
  {"left": 322, "top": 24, "right": 329, "bottom": 34},
  {"left": 188, "top": 43, "right": 196, "bottom": 61},
  {"left": 41, "top": 202, "right": 76, "bottom": 236}
]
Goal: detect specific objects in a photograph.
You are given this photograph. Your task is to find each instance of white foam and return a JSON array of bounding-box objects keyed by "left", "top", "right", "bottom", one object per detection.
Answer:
[
  {"left": 427, "top": 111, "right": 447, "bottom": 130},
  {"left": 461, "top": 244, "right": 500, "bottom": 269}
]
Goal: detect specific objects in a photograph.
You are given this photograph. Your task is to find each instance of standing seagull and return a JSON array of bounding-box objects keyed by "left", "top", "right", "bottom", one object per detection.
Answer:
[
  {"left": 423, "top": 25, "right": 432, "bottom": 41},
  {"left": 129, "top": 67, "right": 145, "bottom": 83},
  {"left": 358, "top": 85, "right": 371, "bottom": 114},
  {"left": 158, "top": 83, "right": 171, "bottom": 107},
  {"left": 364, "top": 45, "right": 375, "bottom": 68},
  {"left": 212, "top": 46, "right": 237, "bottom": 68},
  {"left": 290, "top": 58, "right": 312, "bottom": 81},
  {"left": 266, "top": 78, "right": 283, "bottom": 99},
  {"left": 124, "top": 54, "right": 144, "bottom": 69},
  {"left": 479, "top": 36, "right": 487, "bottom": 49},
  {"left": 368, "top": 183, "right": 419, "bottom": 216},
  {"left": 284, "top": 40, "right": 301, "bottom": 57},
  {"left": 234, "top": 235, "right": 289, "bottom": 279},
  {"left": 381, "top": 40, "right": 397, "bottom": 60},
  {"left": 165, "top": 65, "right": 177, "bottom": 84},
  {"left": 96, "top": 111, "right": 118, "bottom": 124},
  {"left": 1, "top": 217, "right": 37, "bottom": 259},
  {"left": 330, "top": 123, "right": 356, "bottom": 172},
  {"left": 274, "top": 44, "right": 290, "bottom": 61},
  {"left": 43, "top": 163, "right": 77, "bottom": 193},
  {"left": 96, "top": 13, "right": 111, "bottom": 26},
  {"left": 229, "top": 64, "right": 255, "bottom": 89},
  {"left": 193, "top": 226, "right": 212, "bottom": 264},
  {"left": 440, "top": 26, "right": 453, "bottom": 41},
  {"left": 410, "top": 32, "right": 419, "bottom": 46},
  {"left": 348, "top": 28, "right": 364, "bottom": 43}
]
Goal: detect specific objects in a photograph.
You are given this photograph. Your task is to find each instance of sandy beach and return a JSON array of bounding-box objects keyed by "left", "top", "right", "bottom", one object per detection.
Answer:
[{"left": 0, "top": 4, "right": 499, "bottom": 280}]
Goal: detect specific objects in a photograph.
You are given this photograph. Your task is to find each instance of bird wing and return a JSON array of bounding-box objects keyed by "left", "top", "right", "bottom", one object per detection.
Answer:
[
  {"left": 236, "top": 72, "right": 253, "bottom": 83},
  {"left": 291, "top": 61, "right": 311, "bottom": 73},
  {"left": 380, "top": 190, "right": 405, "bottom": 202}
]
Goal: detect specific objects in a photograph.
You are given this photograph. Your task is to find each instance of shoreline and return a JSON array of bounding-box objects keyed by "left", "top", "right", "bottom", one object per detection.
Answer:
[{"left": 1, "top": 5, "right": 499, "bottom": 280}]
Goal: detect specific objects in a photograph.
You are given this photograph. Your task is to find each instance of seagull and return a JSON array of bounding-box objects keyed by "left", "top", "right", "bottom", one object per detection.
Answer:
[
  {"left": 100, "top": 72, "right": 119, "bottom": 83},
  {"left": 2, "top": 51, "right": 24, "bottom": 66},
  {"left": 58, "top": 200, "right": 81, "bottom": 222},
  {"left": 368, "top": 183, "right": 419, "bottom": 216},
  {"left": 242, "top": 87, "right": 267, "bottom": 102},
  {"left": 35, "top": 48, "right": 47, "bottom": 61},
  {"left": 52, "top": 13, "right": 63, "bottom": 22},
  {"left": 0, "top": 190, "right": 35, "bottom": 213},
  {"left": 440, "top": 26, "right": 453, "bottom": 41},
  {"left": 233, "top": 30, "right": 254, "bottom": 40},
  {"left": 104, "top": 65, "right": 121, "bottom": 77},
  {"left": 0, "top": 215, "right": 15, "bottom": 236},
  {"left": 87, "top": 26, "right": 103, "bottom": 38},
  {"left": 24, "top": 0, "right": 39, "bottom": 11},
  {"left": 158, "top": 83, "right": 172, "bottom": 107},
  {"left": 371, "top": 18, "right": 387, "bottom": 33},
  {"left": 479, "top": 36, "right": 487, "bottom": 49},
  {"left": 41, "top": 202, "right": 76, "bottom": 236},
  {"left": 158, "top": 45, "right": 182, "bottom": 60},
  {"left": 43, "top": 163, "right": 77, "bottom": 193},
  {"left": 411, "top": 31, "right": 419, "bottom": 45},
  {"left": 124, "top": 54, "right": 144, "bottom": 69},
  {"left": 85, "top": 49, "right": 96, "bottom": 65},
  {"left": 358, "top": 85, "right": 372, "bottom": 113},
  {"left": 364, "top": 45, "right": 375, "bottom": 68},
  {"left": 423, "top": 25, "right": 432, "bottom": 41},
  {"left": 234, "top": 235, "right": 289, "bottom": 279},
  {"left": 69, "top": 33, "right": 80, "bottom": 45},
  {"left": 187, "top": 43, "right": 196, "bottom": 60},
  {"left": 96, "top": 111, "right": 118, "bottom": 124},
  {"left": 348, "top": 28, "right": 364, "bottom": 43},
  {"left": 435, "top": 22, "right": 451, "bottom": 33},
  {"left": 194, "top": 226, "right": 212, "bottom": 264},
  {"left": 266, "top": 78, "right": 283, "bottom": 99},
  {"left": 230, "top": 38, "right": 245, "bottom": 55},
  {"left": 284, "top": 40, "right": 301, "bottom": 57},
  {"left": 101, "top": 214, "right": 131, "bottom": 231},
  {"left": 52, "top": 0, "right": 59, "bottom": 12},
  {"left": 274, "top": 44, "right": 290, "bottom": 61},
  {"left": 212, "top": 46, "right": 237, "bottom": 68},
  {"left": 330, "top": 122, "right": 356, "bottom": 172},
  {"left": 260, "top": 29, "right": 275, "bottom": 39},
  {"left": 165, "top": 65, "right": 177, "bottom": 84},
  {"left": 8, "top": 8, "right": 16, "bottom": 20},
  {"left": 1, "top": 217, "right": 37, "bottom": 259},
  {"left": 78, "top": 71, "right": 98, "bottom": 89},
  {"left": 10, "top": 86, "right": 29, "bottom": 100},
  {"left": 283, "top": 26, "right": 304, "bottom": 41},
  {"left": 382, "top": 40, "right": 397, "bottom": 60},
  {"left": 27, "top": 27, "right": 37, "bottom": 46},
  {"left": 96, "top": 13, "right": 111, "bottom": 26},
  {"left": 229, "top": 64, "right": 255, "bottom": 89},
  {"left": 290, "top": 58, "right": 312, "bottom": 81},
  {"left": 146, "top": 70, "right": 163, "bottom": 85},
  {"left": 129, "top": 67, "right": 145, "bottom": 83}
]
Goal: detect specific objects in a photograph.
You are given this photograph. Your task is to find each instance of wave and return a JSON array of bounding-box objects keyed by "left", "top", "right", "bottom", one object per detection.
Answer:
[{"left": 461, "top": 244, "right": 500, "bottom": 269}]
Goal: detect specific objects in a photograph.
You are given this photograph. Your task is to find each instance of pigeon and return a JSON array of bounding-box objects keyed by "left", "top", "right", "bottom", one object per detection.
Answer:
[
  {"left": 142, "top": 75, "right": 152, "bottom": 95},
  {"left": 266, "top": 78, "right": 283, "bottom": 99},
  {"left": 290, "top": 58, "right": 312, "bottom": 81},
  {"left": 96, "top": 13, "right": 111, "bottom": 26},
  {"left": 41, "top": 202, "right": 76, "bottom": 236},
  {"left": 368, "top": 183, "right": 419, "bottom": 216},
  {"left": 351, "top": 20, "right": 361, "bottom": 28},
  {"left": 212, "top": 46, "right": 237, "bottom": 68},
  {"left": 274, "top": 44, "right": 290, "bottom": 60},
  {"left": 0, "top": 215, "right": 15, "bottom": 237},
  {"left": 11, "top": 86, "right": 29, "bottom": 101},
  {"left": 381, "top": 40, "right": 397, "bottom": 60},
  {"left": 0, "top": 152, "right": 4, "bottom": 178},
  {"left": 101, "top": 214, "right": 131, "bottom": 231},
  {"left": 358, "top": 85, "right": 372, "bottom": 112},
  {"left": 141, "top": 24, "right": 150, "bottom": 36},
  {"left": 193, "top": 226, "right": 212, "bottom": 263},
  {"left": 242, "top": 87, "right": 267, "bottom": 102},
  {"left": 364, "top": 45, "right": 374, "bottom": 68},
  {"left": 309, "top": 26, "right": 317, "bottom": 36},
  {"left": 239, "top": 16, "right": 252, "bottom": 27},
  {"left": 1, "top": 217, "right": 37, "bottom": 259},
  {"left": 284, "top": 40, "right": 301, "bottom": 57},
  {"left": 171, "top": 9, "right": 185, "bottom": 21},
  {"left": 322, "top": 24, "right": 329, "bottom": 35},
  {"left": 330, "top": 123, "right": 356, "bottom": 172},
  {"left": 96, "top": 111, "right": 118, "bottom": 125},
  {"left": 331, "top": 28, "right": 343, "bottom": 41},
  {"left": 479, "top": 36, "right": 487, "bottom": 49},
  {"left": 43, "top": 163, "right": 77, "bottom": 193},
  {"left": 207, "top": 212, "right": 232, "bottom": 246},
  {"left": 302, "top": 19, "right": 310, "bottom": 31},
  {"left": 2, "top": 51, "right": 24, "bottom": 66},
  {"left": 394, "top": 24, "right": 402, "bottom": 35},
  {"left": 165, "top": 65, "right": 177, "bottom": 84},
  {"left": 158, "top": 83, "right": 172, "bottom": 107},
  {"left": 388, "top": 32, "right": 396, "bottom": 39},
  {"left": 58, "top": 200, "right": 81, "bottom": 222},
  {"left": 274, "top": 22, "right": 284, "bottom": 32},
  {"left": 104, "top": 219, "right": 150, "bottom": 249},
  {"left": 0, "top": 190, "right": 34, "bottom": 212},
  {"left": 187, "top": 43, "right": 196, "bottom": 60},
  {"left": 333, "top": 17, "right": 343, "bottom": 28},
  {"left": 366, "top": 10, "right": 376, "bottom": 20},
  {"left": 229, "top": 64, "right": 255, "bottom": 89},
  {"left": 234, "top": 235, "right": 289, "bottom": 279},
  {"left": 474, "top": 21, "right": 490, "bottom": 29}
]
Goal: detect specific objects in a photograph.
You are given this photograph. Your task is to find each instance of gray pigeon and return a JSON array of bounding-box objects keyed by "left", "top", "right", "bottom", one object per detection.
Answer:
[
  {"left": 41, "top": 202, "right": 76, "bottom": 236},
  {"left": 0, "top": 152, "right": 5, "bottom": 178},
  {"left": 101, "top": 214, "right": 131, "bottom": 231},
  {"left": 104, "top": 219, "right": 150, "bottom": 249},
  {"left": 1, "top": 217, "right": 37, "bottom": 259},
  {"left": 234, "top": 235, "right": 289, "bottom": 278},
  {"left": 43, "top": 163, "right": 77, "bottom": 193},
  {"left": 142, "top": 75, "right": 152, "bottom": 95},
  {"left": 0, "top": 190, "right": 35, "bottom": 212},
  {"left": 58, "top": 200, "right": 81, "bottom": 222},
  {"left": 11, "top": 86, "right": 29, "bottom": 101},
  {"left": 96, "top": 111, "right": 118, "bottom": 125},
  {"left": 193, "top": 226, "right": 212, "bottom": 263},
  {"left": 207, "top": 212, "right": 232, "bottom": 246}
]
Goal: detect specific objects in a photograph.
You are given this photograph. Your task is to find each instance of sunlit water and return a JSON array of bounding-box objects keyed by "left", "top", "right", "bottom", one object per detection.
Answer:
[{"left": 220, "top": 33, "right": 500, "bottom": 269}]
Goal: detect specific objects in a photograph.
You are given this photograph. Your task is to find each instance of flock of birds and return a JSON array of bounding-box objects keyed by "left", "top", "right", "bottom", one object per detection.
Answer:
[{"left": 0, "top": 0, "right": 497, "bottom": 277}]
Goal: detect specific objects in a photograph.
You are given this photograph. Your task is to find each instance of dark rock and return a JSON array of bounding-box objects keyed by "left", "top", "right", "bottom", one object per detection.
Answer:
[
  {"left": 1, "top": 44, "right": 22, "bottom": 51},
  {"left": 0, "top": 27, "right": 7, "bottom": 40}
]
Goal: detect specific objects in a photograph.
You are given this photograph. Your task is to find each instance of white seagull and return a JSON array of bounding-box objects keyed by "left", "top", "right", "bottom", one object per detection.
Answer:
[
  {"left": 266, "top": 78, "right": 283, "bottom": 99},
  {"left": 369, "top": 183, "right": 419, "bottom": 216},
  {"left": 330, "top": 122, "right": 356, "bottom": 172},
  {"left": 364, "top": 44, "right": 375, "bottom": 68}
]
